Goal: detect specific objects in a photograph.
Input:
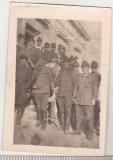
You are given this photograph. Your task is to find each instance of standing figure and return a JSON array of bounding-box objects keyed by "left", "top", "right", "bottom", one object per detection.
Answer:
[
  {"left": 91, "top": 61, "right": 101, "bottom": 135},
  {"left": 43, "top": 42, "right": 51, "bottom": 64},
  {"left": 56, "top": 59, "right": 77, "bottom": 135},
  {"left": 72, "top": 61, "right": 98, "bottom": 140},
  {"left": 27, "top": 38, "right": 41, "bottom": 69},
  {"left": 28, "top": 56, "right": 54, "bottom": 130},
  {"left": 16, "top": 34, "right": 27, "bottom": 65},
  {"left": 36, "top": 36, "right": 43, "bottom": 52},
  {"left": 15, "top": 55, "right": 31, "bottom": 125},
  {"left": 50, "top": 42, "right": 58, "bottom": 59},
  {"left": 69, "top": 55, "right": 78, "bottom": 69}
]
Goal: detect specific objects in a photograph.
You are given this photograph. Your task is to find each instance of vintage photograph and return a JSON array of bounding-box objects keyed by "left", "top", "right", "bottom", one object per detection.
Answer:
[
  {"left": 3, "top": 3, "right": 112, "bottom": 156},
  {"left": 14, "top": 18, "right": 101, "bottom": 149}
]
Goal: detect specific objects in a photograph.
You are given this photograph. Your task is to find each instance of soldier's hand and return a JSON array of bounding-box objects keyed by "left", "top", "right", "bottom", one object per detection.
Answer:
[{"left": 92, "top": 99, "right": 95, "bottom": 106}]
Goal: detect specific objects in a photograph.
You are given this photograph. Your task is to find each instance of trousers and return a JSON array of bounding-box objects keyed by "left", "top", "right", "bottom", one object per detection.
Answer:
[{"left": 34, "top": 93, "right": 50, "bottom": 111}]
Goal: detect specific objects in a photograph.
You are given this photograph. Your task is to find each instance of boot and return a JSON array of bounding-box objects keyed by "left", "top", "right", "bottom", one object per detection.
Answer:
[
  {"left": 64, "top": 113, "right": 70, "bottom": 135},
  {"left": 70, "top": 120, "right": 82, "bottom": 135},
  {"left": 58, "top": 113, "right": 64, "bottom": 131},
  {"left": 35, "top": 109, "right": 41, "bottom": 127},
  {"left": 86, "top": 118, "right": 94, "bottom": 140},
  {"left": 41, "top": 110, "right": 47, "bottom": 130}
]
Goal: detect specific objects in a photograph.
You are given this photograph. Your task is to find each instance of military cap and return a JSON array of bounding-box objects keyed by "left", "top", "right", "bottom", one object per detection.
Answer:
[
  {"left": 73, "top": 61, "right": 80, "bottom": 68},
  {"left": 81, "top": 61, "right": 90, "bottom": 68},
  {"left": 20, "top": 54, "right": 27, "bottom": 60},
  {"left": 18, "top": 34, "right": 25, "bottom": 40},
  {"left": 51, "top": 42, "right": 56, "bottom": 48},
  {"left": 69, "top": 56, "right": 75, "bottom": 61},
  {"left": 36, "top": 37, "right": 42, "bottom": 42},
  {"left": 44, "top": 42, "right": 50, "bottom": 48},
  {"left": 28, "top": 38, "right": 35, "bottom": 43},
  {"left": 91, "top": 61, "right": 98, "bottom": 68}
]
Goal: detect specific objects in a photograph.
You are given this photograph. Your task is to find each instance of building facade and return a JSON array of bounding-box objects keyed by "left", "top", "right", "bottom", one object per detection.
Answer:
[{"left": 17, "top": 18, "right": 91, "bottom": 64}]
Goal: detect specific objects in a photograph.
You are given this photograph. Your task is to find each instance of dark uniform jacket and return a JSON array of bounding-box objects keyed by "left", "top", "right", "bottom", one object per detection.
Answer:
[
  {"left": 30, "top": 66, "right": 54, "bottom": 95},
  {"left": 15, "top": 64, "right": 31, "bottom": 107},
  {"left": 56, "top": 68, "right": 77, "bottom": 97},
  {"left": 42, "top": 51, "right": 51, "bottom": 64},
  {"left": 73, "top": 73, "right": 98, "bottom": 106},
  {"left": 91, "top": 72, "right": 101, "bottom": 90},
  {"left": 49, "top": 50, "right": 58, "bottom": 58},
  {"left": 27, "top": 48, "right": 42, "bottom": 65}
]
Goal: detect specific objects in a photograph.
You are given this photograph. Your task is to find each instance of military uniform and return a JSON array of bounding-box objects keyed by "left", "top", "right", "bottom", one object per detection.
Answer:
[
  {"left": 15, "top": 63, "right": 31, "bottom": 125},
  {"left": 56, "top": 61, "right": 77, "bottom": 134},
  {"left": 27, "top": 48, "right": 42, "bottom": 66},
  {"left": 73, "top": 61, "right": 98, "bottom": 139},
  {"left": 29, "top": 64, "right": 54, "bottom": 130}
]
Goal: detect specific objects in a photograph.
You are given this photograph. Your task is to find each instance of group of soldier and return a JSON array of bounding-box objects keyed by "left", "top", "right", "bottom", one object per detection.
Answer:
[{"left": 15, "top": 33, "right": 101, "bottom": 141}]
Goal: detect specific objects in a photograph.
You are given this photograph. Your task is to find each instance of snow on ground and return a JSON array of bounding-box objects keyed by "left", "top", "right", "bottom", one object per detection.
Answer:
[{"left": 14, "top": 105, "right": 99, "bottom": 148}]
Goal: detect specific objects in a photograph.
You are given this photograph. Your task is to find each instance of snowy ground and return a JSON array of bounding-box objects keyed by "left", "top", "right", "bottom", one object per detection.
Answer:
[{"left": 14, "top": 105, "right": 99, "bottom": 148}]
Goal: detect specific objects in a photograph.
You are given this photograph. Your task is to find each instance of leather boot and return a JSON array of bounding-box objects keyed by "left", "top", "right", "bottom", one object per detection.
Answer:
[
  {"left": 64, "top": 113, "right": 70, "bottom": 135},
  {"left": 41, "top": 110, "right": 47, "bottom": 130},
  {"left": 35, "top": 109, "right": 41, "bottom": 127},
  {"left": 70, "top": 119, "right": 82, "bottom": 135},
  {"left": 58, "top": 112, "right": 64, "bottom": 131},
  {"left": 86, "top": 118, "right": 94, "bottom": 140}
]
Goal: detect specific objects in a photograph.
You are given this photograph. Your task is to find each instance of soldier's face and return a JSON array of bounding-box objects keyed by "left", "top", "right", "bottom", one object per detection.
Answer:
[
  {"left": 59, "top": 48, "right": 64, "bottom": 54},
  {"left": 70, "top": 60, "right": 75, "bottom": 65},
  {"left": 51, "top": 47, "right": 56, "bottom": 52},
  {"left": 44, "top": 47, "right": 49, "bottom": 52},
  {"left": 29, "top": 41, "right": 35, "bottom": 48},
  {"left": 20, "top": 59, "right": 27, "bottom": 67},
  {"left": 37, "top": 42, "right": 42, "bottom": 46},
  {"left": 91, "top": 67, "right": 97, "bottom": 73},
  {"left": 74, "top": 67, "right": 79, "bottom": 72},
  {"left": 38, "top": 59, "right": 45, "bottom": 66},
  {"left": 64, "top": 62, "right": 70, "bottom": 69},
  {"left": 82, "top": 66, "right": 89, "bottom": 74}
]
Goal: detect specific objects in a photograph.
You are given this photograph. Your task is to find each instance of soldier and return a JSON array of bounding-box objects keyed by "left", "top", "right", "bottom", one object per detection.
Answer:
[
  {"left": 73, "top": 61, "right": 81, "bottom": 77},
  {"left": 91, "top": 61, "right": 101, "bottom": 135},
  {"left": 50, "top": 42, "right": 58, "bottom": 60},
  {"left": 28, "top": 56, "right": 54, "bottom": 130},
  {"left": 36, "top": 37, "right": 43, "bottom": 52},
  {"left": 72, "top": 61, "right": 98, "bottom": 140},
  {"left": 16, "top": 34, "right": 27, "bottom": 65},
  {"left": 69, "top": 55, "right": 78, "bottom": 69},
  {"left": 71, "top": 61, "right": 81, "bottom": 127},
  {"left": 15, "top": 55, "right": 31, "bottom": 125},
  {"left": 56, "top": 58, "right": 77, "bottom": 135},
  {"left": 43, "top": 42, "right": 51, "bottom": 64},
  {"left": 27, "top": 38, "right": 41, "bottom": 69}
]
